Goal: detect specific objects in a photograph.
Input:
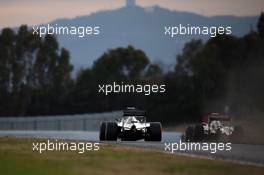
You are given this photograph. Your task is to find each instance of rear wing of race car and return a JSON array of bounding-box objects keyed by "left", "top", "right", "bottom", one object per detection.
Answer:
[
  {"left": 123, "top": 109, "right": 146, "bottom": 116},
  {"left": 209, "top": 116, "right": 231, "bottom": 121},
  {"left": 202, "top": 113, "right": 232, "bottom": 123}
]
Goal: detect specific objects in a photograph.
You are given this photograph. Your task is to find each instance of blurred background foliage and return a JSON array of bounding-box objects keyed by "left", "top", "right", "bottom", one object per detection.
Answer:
[{"left": 0, "top": 13, "right": 263, "bottom": 125}]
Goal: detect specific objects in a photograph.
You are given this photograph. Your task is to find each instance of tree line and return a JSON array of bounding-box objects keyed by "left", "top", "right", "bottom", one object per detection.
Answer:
[
  {"left": 0, "top": 13, "right": 263, "bottom": 124},
  {"left": 0, "top": 26, "right": 73, "bottom": 116}
]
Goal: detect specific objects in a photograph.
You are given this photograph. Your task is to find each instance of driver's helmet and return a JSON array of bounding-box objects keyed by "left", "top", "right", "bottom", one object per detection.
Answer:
[
  {"left": 131, "top": 116, "right": 139, "bottom": 123},
  {"left": 210, "top": 120, "right": 222, "bottom": 133}
]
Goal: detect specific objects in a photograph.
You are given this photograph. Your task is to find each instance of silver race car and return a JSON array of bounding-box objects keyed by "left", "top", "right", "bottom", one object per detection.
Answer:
[{"left": 99, "top": 107, "right": 162, "bottom": 141}]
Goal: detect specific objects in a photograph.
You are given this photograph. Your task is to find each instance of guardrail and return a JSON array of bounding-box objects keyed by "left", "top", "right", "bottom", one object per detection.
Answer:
[{"left": 0, "top": 111, "right": 122, "bottom": 131}]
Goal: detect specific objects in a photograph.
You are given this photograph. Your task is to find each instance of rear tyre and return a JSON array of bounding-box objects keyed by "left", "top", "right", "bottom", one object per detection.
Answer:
[
  {"left": 146, "top": 122, "right": 162, "bottom": 141},
  {"left": 105, "top": 122, "right": 119, "bottom": 141},
  {"left": 231, "top": 125, "right": 244, "bottom": 143},
  {"left": 99, "top": 122, "right": 106, "bottom": 141},
  {"left": 194, "top": 124, "right": 204, "bottom": 142},
  {"left": 185, "top": 126, "right": 194, "bottom": 142}
]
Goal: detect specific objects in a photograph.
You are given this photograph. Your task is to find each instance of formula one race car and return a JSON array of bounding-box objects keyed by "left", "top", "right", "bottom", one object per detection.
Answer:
[
  {"left": 99, "top": 107, "right": 162, "bottom": 141},
  {"left": 183, "top": 113, "right": 243, "bottom": 142}
]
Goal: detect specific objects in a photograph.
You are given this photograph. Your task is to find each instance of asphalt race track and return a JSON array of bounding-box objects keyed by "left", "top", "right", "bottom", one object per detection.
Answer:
[{"left": 0, "top": 130, "right": 263, "bottom": 166}]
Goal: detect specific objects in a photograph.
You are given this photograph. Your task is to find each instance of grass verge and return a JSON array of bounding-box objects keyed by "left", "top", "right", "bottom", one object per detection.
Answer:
[{"left": 0, "top": 137, "right": 263, "bottom": 175}]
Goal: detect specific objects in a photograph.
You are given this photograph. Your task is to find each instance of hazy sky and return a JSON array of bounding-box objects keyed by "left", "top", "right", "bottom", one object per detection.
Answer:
[{"left": 0, "top": 0, "right": 263, "bottom": 27}]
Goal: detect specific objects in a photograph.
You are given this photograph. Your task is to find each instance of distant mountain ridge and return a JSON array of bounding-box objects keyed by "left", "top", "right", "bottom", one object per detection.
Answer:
[{"left": 48, "top": 5, "right": 258, "bottom": 70}]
